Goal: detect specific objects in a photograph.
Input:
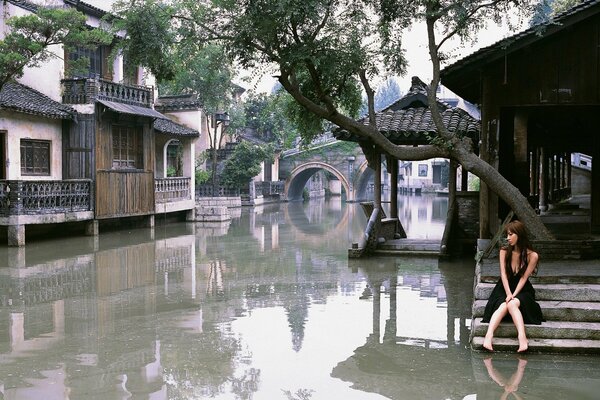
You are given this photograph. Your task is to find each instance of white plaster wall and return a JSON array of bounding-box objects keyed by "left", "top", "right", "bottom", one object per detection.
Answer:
[
  {"left": 163, "top": 109, "right": 208, "bottom": 158},
  {"left": 0, "top": 111, "right": 63, "bottom": 180}
]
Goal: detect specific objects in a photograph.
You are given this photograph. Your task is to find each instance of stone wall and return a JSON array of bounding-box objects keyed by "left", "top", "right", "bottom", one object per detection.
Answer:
[{"left": 456, "top": 191, "right": 480, "bottom": 242}]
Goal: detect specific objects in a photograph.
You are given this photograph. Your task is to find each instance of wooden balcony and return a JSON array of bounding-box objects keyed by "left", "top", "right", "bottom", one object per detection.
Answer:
[
  {"left": 61, "top": 78, "right": 154, "bottom": 107},
  {"left": 0, "top": 180, "right": 93, "bottom": 217}
]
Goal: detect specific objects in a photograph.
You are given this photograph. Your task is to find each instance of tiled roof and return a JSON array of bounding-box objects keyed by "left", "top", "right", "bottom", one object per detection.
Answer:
[
  {"left": 334, "top": 77, "right": 480, "bottom": 145},
  {"left": 155, "top": 94, "right": 203, "bottom": 111},
  {"left": 153, "top": 118, "right": 199, "bottom": 137},
  {"left": 441, "top": 0, "right": 600, "bottom": 77},
  {"left": 0, "top": 82, "right": 76, "bottom": 119}
]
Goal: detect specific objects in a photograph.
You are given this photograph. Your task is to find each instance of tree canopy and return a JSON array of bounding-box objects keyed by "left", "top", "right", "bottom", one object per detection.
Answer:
[
  {"left": 0, "top": 7, "right": 111, "bottom": 90},
  {"left": 112, "top": 0, "right": 554, "bottom": 239}
]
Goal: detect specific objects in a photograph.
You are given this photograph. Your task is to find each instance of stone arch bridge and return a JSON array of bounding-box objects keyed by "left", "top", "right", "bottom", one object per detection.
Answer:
[{"left": 279, "top": 139, "right": 377, "bottom": 202}]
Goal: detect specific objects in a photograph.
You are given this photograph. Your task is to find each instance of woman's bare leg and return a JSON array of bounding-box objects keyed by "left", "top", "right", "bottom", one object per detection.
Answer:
[
  {"left": 483, "top": 302, "right": 509, "bottom": 351},
  {"left": 507, "top": 299, "right": 528, "bottom": 352}
]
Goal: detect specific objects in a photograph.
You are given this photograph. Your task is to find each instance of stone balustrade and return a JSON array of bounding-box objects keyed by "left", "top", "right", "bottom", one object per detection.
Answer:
[
  {"left": 0, "top": 180, "right": 93, "bottom": 217},
  {"left": 155, "top": 177, "right": 191, "bottom": 203}
]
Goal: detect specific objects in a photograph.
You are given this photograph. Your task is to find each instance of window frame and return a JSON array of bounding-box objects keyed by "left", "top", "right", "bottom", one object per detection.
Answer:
[
  {"left": 20, "top": 139, "right": 51, "bottom": 176},
  {"left": 112, "top": 125, "right": 143, "bottom": 170}
]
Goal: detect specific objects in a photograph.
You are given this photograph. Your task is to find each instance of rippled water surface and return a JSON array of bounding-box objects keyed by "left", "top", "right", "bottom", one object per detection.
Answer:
[{"left": 1, "top": 196, "right": 599, "bottom": 399}]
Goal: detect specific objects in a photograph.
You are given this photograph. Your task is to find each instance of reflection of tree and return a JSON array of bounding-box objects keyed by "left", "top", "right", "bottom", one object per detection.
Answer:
[
  {"left": 161, "top": 329, "right": 240, "bottom": 399},
  {"left": 283, "top": 388, "right": 315, "bottom": 400},
  {"left": 332, "top": 257, "right": 476, "bottom": 399},
  {"left": 230, "top": 367, "right": 260, "bottom": 400}
]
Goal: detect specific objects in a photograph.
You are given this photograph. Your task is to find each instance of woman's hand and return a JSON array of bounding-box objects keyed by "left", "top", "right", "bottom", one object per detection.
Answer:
[{"left": 505, "top": 295, "right": 514, "bottom": 303}]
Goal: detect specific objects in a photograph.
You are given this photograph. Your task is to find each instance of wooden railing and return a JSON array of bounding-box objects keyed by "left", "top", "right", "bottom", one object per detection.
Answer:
[
  {"left": 155, "top": 177, "right": 191, "bottom": 203},
  {"left": 61, "top": 78, "right": 154, "bottom": 106},
  {"left": 0, "top": 180, "right": 93, "bottom": 217}
]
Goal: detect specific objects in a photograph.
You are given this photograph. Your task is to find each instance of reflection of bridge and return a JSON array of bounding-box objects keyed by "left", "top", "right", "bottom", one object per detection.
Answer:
[{"left": 279, "top": 140, "right": 377, "bottom": 202}]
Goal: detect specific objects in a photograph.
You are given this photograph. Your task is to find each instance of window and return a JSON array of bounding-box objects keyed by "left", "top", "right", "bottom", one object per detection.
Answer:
[
  {"left": 112, "top": 126, "right": 142, "bottom": 169},
  {"left": 67, "top": 46, "right": 103, "bottom": 78},
  {"left": 418, "top": 164, "right": 428, "bottom": 177},
  {"left": 166, "top": 140, "right": 183, "bottom": 176},
  {"left": 21, "top": 139, "right": 50, "bottom": 175}
]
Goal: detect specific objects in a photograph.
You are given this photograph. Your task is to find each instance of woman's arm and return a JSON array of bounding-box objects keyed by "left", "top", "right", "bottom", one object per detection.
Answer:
[
  {"left": 512, "top": 251, "right": 539, "bottom": 298},
  {"left": 499, "top": 249, "right": 512, "bottom": 302}
]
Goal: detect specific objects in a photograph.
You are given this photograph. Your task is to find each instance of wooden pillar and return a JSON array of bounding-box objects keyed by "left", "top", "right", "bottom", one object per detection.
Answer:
[
  {"left": 390, "top": 158, "right": 398, "bottom": 219},
  {"left": 539, "top": 147, "right": 548, "bottom": 212},
  {"left": 460, "top": 165, "right": 468, "bottom": 191},
  {"left": 592, "top": 144, "right": 600, "bottom": 233},
  {"left": 374, "top": 154, "right": 382, "bottom": 208},
  {"left": 449, "top": 160, "right": 458, "bottom": 201},
  {"left": 530, "top": 150, "right": 537, "bottom": 197},
  {"left": 567, "top": 153, "right": 572, "bottom": 191},
  {"left": 513, "top": 111, "right": 529, "bottom": 194}
]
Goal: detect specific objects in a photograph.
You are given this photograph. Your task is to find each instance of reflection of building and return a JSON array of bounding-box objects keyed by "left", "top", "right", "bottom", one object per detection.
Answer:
[
  {"left": 0, "top": 225, "right": 201, "bottom": 399},
  {"left": 332, "top": 257, "right": 475, "bottom": 399}
]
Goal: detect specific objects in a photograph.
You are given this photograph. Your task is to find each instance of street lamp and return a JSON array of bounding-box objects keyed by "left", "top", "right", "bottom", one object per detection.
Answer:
[{"left": 210, "top": 111, "right": 230, "bottom": 195}]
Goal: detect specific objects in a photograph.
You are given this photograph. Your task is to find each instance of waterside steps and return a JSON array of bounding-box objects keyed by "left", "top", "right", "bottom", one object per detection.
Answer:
[
  {"left": 471, "top": 241, "right": 600, "bottom": 353},
  {"left": 374, "top": 238, "right": 441, "bottom": 256}
]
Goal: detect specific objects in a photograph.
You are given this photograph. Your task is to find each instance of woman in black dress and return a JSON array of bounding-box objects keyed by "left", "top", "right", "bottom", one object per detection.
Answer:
[{"left": 482, "top": 220, "right": 544, "bottom": 352}]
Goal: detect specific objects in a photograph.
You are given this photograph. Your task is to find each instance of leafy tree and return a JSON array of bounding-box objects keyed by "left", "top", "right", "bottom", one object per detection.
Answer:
[
  {"left": 243, "top": 91, "right": 300, "bottom": 149},
  {"left": 112, "top": 0, "right": 553, "bottom": 239},
  {"left": 220, "top": 141, "right": 274, "bottom": 188},
  {"left": 530, "top": 0, "right": 581, "bottom": 24},
  {"left": 0, "top": 7, "right": 112, "bottom": 90}
]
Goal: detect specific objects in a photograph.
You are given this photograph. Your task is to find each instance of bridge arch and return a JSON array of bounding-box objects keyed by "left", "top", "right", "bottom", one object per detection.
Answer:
[{"left": 285, "top": 161, "right": 353, "bottom": 202}]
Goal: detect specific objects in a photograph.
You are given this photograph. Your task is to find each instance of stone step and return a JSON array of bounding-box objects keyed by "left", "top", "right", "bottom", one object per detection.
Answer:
[
  {"left": 477, "top": 258, "right": 600, "bottom": 286},
  {"left": 378, "top": 238, "right": 440, "bottom": 252},
  {"left": 472, "top": 319, "right": 600, "bottom": 340},
  {"left": 471, "top": 336, "right": 600, "bottom": 354},
  {"left": 474, "top": 283, "right": 600, "bottom": 302},
  {"left": 472, "top": 299, "right": 600, "bottom": 321}
]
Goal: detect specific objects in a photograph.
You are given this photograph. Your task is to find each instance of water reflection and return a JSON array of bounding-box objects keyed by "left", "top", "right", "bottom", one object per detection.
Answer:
[{"left": 0, "top": 198, "right": 599, "bottom": 399}]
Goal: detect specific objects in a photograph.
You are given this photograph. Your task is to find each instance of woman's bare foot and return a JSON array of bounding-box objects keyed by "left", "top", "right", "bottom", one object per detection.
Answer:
[
  {"left": 517, "top": 335, "right": 528, "bottom": 353},
  {"left": 483, "top": 335, "right": 494, "bottom": 352}
]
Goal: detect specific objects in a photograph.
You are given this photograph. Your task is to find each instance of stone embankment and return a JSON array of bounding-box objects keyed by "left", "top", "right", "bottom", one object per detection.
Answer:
[{"left": 471, "top": 240, "right": 600, "bottom": 353}]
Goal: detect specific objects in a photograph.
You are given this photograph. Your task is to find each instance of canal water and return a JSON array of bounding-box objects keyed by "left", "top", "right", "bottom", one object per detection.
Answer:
[{"left": 0, "top": 195, "right": 599, "bottom": 399}]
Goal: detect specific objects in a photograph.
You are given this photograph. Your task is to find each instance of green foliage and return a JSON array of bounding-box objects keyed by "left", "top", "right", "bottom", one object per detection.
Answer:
[
  {"left": 550, "top": 0, "right": 582, "bottom": 15},
  {"left": 469, "top": 176, "right": 481, "bottom": 191},
  {"left": 220, "top": 141, "right": 274, "bottom": 188},
  {"left": 0, "top": 7, "right": 112, "bottom": 89},
  {"left": 112, "top": 0, "right": 237, "bottom": 114},
  {"left": 242, "top": 90, "right": 300, "bottom": 149},
  {"left": 195, "top": 169, "right": 211, "bottom": 185}
]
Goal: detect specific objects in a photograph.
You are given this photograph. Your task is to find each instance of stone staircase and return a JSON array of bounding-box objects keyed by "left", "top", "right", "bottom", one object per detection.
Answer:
[{"left": 471, "top": 240, "right": 600, "bottom": 353}]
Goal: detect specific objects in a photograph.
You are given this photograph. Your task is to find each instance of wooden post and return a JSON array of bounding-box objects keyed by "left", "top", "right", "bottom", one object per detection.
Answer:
[
  {"left": 592, "top": 143, "right": 600, "bottom": 233},
  {"left": 374, "top": 154, "right": 382, "bottom": 208},
  {"left": 539, "top": 147, "right": 548, "bottom": 212},
  {"left": 390, "top": 157, "right": 398, "bottom": 219},
  {"left": 461, "top": 165, "right": 468, "bottom": 191}
]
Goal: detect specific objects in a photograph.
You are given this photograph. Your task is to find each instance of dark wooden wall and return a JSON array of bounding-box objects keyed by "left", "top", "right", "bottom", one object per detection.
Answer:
[
  {"left": 63, "top": 114, "right": 95, "bottom": 180},
  {"left": 95, "top": 110, "right": 155, "bottom": 219}
]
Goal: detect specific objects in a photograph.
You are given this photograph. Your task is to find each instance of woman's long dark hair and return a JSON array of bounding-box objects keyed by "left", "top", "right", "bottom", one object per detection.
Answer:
[{"left": 503, "top": 220, "right": 535, "bottom": 277}]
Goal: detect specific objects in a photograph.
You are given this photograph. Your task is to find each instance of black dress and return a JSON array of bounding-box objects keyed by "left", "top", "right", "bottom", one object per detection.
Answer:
[{"left": 481, "top": 275, "right": 544, "bottom": 325}]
